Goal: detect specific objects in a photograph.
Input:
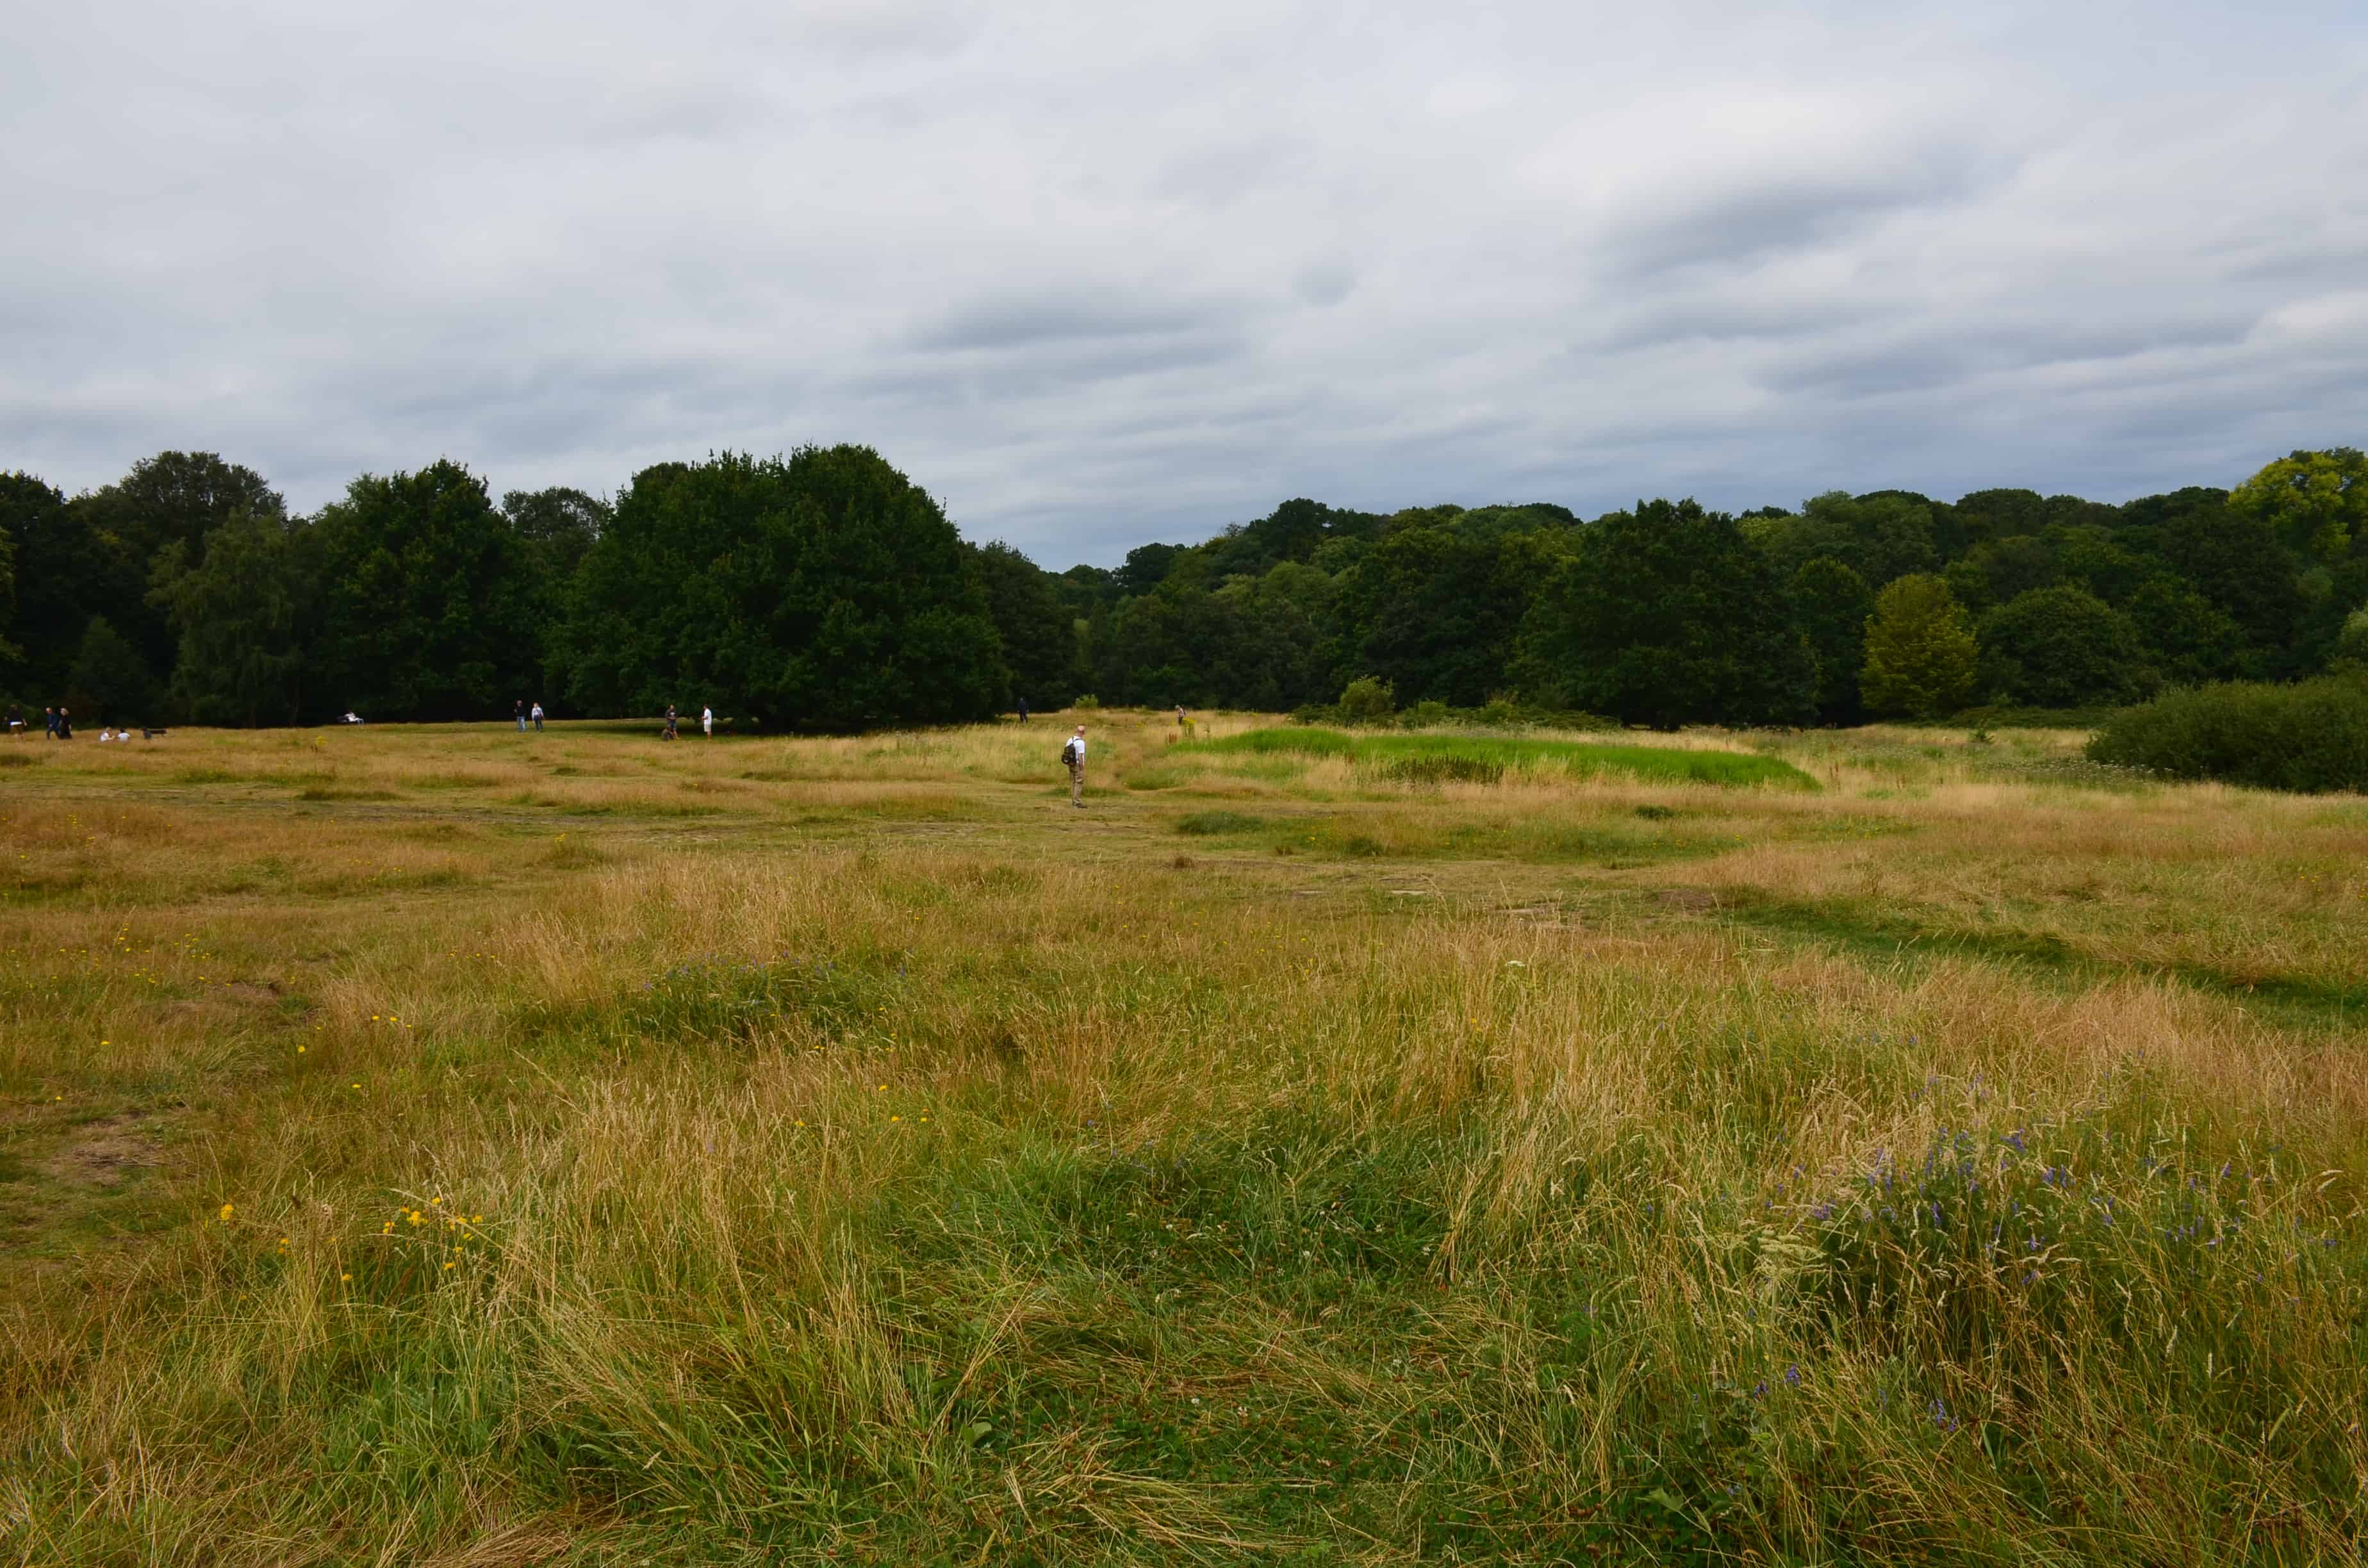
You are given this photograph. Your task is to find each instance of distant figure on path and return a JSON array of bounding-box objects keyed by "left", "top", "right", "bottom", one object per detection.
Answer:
[
  {"left": 6, "top": 705, "right": 22, "bottom": 735},
  {"left": 1018, "top": 698, "right": 1028, "bottom": 722},
  {"left": 55, "top": 708, "right": 72, "bottom": 740},
  {"left": 514, "top": 700, "right": 527, "bottom": 731},
  {"left": 45, "top": 706, "right": 59, "bottom": 738},
  {"left": 1063, "top": 724, "right": 1087, "bottom": 808},
  {"left": 702, "top": 705, "right": 714, "bottom": 738},
  {"left": 530, "top": 701, "right": 545, "bottom": 731},
  {"left": 663, "top": 705, "right": 678, "bottom": 741}
]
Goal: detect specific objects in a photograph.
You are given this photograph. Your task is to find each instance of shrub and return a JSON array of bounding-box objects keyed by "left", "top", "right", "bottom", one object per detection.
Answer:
[
  {"left": 1338, "top": 676, "right": 1395, "bottom": 723},
  {"left": 1071, "top": 694, "right": 1100, "bottom": 710},
  {"left": 2086, "top": 675, "right": 2368, "bottom": 792}
]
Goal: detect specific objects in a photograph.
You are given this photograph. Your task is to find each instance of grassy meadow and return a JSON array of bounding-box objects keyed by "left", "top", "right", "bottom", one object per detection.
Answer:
[{"left": 2, "top": 711, "right": 2365, "bottom": 1565}]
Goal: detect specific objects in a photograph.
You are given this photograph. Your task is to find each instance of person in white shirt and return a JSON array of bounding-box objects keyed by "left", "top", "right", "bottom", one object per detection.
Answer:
[
  {"left": 530, "top": 701, "right": 545, "bottom": 731},
  {"left": 701, "top": 705, "right": 714, "bottom": 737},
  {"left": 1062, "top": 724, "right": 1087, "bottom": 807}
]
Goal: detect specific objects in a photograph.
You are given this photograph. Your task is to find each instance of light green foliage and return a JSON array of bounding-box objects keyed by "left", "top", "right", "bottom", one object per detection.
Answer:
[
  {"left": 1336, "top": 674, "right": 1395, "bottom": 722},
  {"left": 1859, "top": 574, "right": 1977, "bottom": 717},
  {"left": 2229, "top": 446, "right": 2368, "bottom": 562}
]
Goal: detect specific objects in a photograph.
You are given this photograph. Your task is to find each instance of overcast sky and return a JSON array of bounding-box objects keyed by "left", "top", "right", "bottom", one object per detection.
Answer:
[{"left": 5, "top": 1, "right": 2365, "bottom": 564}]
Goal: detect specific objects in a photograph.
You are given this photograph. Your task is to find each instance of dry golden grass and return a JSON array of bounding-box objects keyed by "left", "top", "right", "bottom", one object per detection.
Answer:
[{"left": 2, "top": 710, "right": 2364, "bottom": 1564}]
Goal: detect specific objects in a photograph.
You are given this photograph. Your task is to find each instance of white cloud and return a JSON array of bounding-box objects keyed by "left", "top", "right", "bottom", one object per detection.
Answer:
[{"left": 3, "top": 0, "right": 2364, "bottom": 561}]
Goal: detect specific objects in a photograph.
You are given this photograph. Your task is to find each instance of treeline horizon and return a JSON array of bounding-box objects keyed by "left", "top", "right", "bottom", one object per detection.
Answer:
[{"left": 3, "top": 443, "right": 2364, "bottom": 731}]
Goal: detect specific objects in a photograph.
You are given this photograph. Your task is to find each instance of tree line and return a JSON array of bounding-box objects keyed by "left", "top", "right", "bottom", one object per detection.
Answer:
[{"left": 2, "top": 444, "right": 2363, "bottom": 731}]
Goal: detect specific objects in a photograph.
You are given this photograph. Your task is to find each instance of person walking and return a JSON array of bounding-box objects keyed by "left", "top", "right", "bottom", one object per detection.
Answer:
[
  {"left": 45, "top": 706, "right": 59, "bottom": 739},
  {"left": 701, "top": 705, "right": 714, "bottom": 738},
  {"left": 663, "top": 704, "right": 678, "bottom": 741},
  {"left": 530, "top": 701, "right": 545, "bottom": 731},
  {"left": 6, "top": 704, "right": 22, "bottom": 737},
  {"left": 1062, "top": 724, "right": 1087, "bottom": 808},
  {"left": 514, "top": 699, "right": 527, "bottom": 731},
  {"left": 1018, "top": 698, "right": 1028, "bottom": 723}
]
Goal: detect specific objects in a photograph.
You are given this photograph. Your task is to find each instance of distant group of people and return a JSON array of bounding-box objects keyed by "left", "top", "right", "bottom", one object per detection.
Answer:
[
  {"left": 657, "top": 704, "right": 715, "bottom": 740},
  {"left": 514, "top": 701, "right": 546, "bottom": 731},
  {"left": 3, "top": 705, "right": 166, "bottom": 742}
]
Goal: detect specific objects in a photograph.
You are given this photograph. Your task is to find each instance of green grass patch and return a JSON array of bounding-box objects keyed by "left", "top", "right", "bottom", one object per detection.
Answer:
[
  {"left": 1177, "top": 810, "right": 1265, "bottom": 835},
  {"left": 1185, "top": 728, "right": 1814, "bottom": 788}
]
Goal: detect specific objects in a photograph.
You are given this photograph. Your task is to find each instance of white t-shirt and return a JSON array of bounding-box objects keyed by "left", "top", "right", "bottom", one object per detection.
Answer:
[{"left": 1065, "top": 735, "right": 1087, "bottom": 761}]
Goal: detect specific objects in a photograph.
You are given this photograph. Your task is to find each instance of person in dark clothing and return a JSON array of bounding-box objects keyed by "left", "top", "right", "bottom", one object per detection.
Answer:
[{"left": 45, "top": 706, "right": 59, "bottom": 738}]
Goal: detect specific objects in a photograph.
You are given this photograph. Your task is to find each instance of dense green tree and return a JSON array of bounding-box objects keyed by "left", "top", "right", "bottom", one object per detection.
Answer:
[
  {"left": 1114, "top": 542, "right": 1185, "bottom": 598},
  {"left": 976, "top": 541, "right": 1074, "bottom": 710},
  {"left": 0, "top": 481, "right": 19, "bottom": 667},
  {"left": 1789, "top": 557, "right": 1873, "bottom": 721},
  {"left": 2228, "top": 448, "right": 2368, "bottom": 562},
  {"left": 1521, "top": 500, "right": 1814, "bottom": 728},
  {"left": 149, "top": 512, "right": 321, "bottom": 726},
  {"left": 568, "top": 447, "right": 1003, "bottom": 730},
  {"left": 64, "top": 616, "right": 158, "bottom": 723},
  {"left": 2046, "top": 525, "right": 2148, "bottom": 604},
  {"left": 1945, "top": 535, "right": 2057, "bottom": 613},
  {"left": 72, "top": 452, "right": 285, "bottom": 676},
  {"left": 2156, "top": 498, "right": 2300, "bottom": 658},
  {"left": 1954, "top": 488, "right": 2048, "bottom": 546},
  {"left": 502, "top": 486, "right": 609, "bottom": 584},
  {"left": 3, "top": 470, "right": 136, "bottom": 694},
  {"left": 1347, "top": 525, "right": 1545, "bottom": 708},
  {"left": 1860, "top": 574, "right": 1977, "bottom": 718},
  {"left": 1753, "top": 491, "right": 1936, "bottom": 590},
  {"left": 1978, "top": 586, "right": 2149, "bottom": 708},
  {"left": 2125, "top": 576, "right": 2246, "bottom": 687},
  {"left": 313, "top": 460, "right": 543, "bottom": 720}
]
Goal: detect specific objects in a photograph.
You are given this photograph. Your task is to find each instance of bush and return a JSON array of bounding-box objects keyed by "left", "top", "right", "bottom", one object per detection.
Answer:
[
  {"left": 2087, "top": 675, "right": 2368, "bottom": 792},
  {"left": 1338, "top": 676, "right": 1395, "bottom": 723}
]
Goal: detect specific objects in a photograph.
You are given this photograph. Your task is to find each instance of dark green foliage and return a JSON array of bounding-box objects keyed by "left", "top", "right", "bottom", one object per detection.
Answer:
[
  {"left": 2087, "top": 676, "right": 2368, "bottom": 792},
  {"left": 64, "top": 616, "right": 158, "bottom": 723},
  {"left": 567, "top": 447, "right": 1004, "bottom": 730},
  {"left": 69, "top": 453, "right": 285, "bottom": 677},
  {"left": 1522, "top": 499, "right": 1815, "bottom": 728},
  {"left": 3, "top": 470, "right": 130, "bottom": 694},
  {"left": 1347, "top": 526, "right": 1559, "bottom": 708},
  {"left": 974, "top": 541, "right": 1074, "bottom": 710},
  {"left": 2126, "top": 576, "right": 2246, "bottom": 687},
  {"left": 2157, "top": 496, "right": 2301, "bottom": 658},
  {"left": 313, "top": 461, "right": 543, "bottom": 721},
  {"left": 1979, "top": 587, "right": 2150, "bottom": 708},
  {"left": 149, "top": 512, "right": 320, "bottom": 727},
  {"left": 1789, "top": 557, "right": 1871, "bottom": 721}
]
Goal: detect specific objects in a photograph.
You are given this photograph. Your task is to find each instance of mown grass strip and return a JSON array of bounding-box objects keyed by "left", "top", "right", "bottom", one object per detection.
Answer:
[{"left": 1181, "top": 727, "right": 1816, "bottom": 788}]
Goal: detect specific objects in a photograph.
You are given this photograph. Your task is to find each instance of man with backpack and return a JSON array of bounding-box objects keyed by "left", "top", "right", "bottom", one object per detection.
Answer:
[{"left": 1062, "top": 724, "right": 1087, "bottom": 808}]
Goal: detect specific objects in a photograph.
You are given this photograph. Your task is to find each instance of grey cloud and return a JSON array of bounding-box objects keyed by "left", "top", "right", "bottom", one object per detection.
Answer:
[
  {"left": 3, "top": 1, "right": 2365, "bottom": 566},
  {"left": 1595, "top": 145, "right": 1994, "bottom": 276}
]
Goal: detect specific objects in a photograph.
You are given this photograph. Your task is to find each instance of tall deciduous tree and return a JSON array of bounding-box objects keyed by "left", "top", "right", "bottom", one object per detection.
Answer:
[
  {"left": 1978, "top": 586, "right": 2149, "bottom": 708},
  {"left": 975, "top": 541, "right": 1073, "bottom": 710},
  {"left": 2228, "top": 448, "right": 2368, "bottom": 562},
  {"left": 1860, "top": 574, "right": 1978, "bottom": 718},
  {"left": 567, "top": 446, "right": 1003, "bottom": 730},
  {"left": 1790, "top": 557, "right": 1873, "bottom": 721},
  {"left": 74, "top": 452, "right": 284, "bottom": 677},
  {"left": 313, "top": 460, "right": 542, "bottom": 721},
  {"left": 149, "top": 512, "right": 321, "bottom": 727},
  {"left": 1522, "top": 499, "right": 1814, "bottom": 728},
  {"left": 65, "top": 616, "right": 158, "bottom": 723}
]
